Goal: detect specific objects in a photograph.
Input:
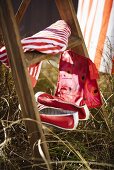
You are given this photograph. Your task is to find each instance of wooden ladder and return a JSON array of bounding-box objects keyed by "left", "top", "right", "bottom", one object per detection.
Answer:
[{"left": 0, "top": 0, "right": 89, "bottom": 170}]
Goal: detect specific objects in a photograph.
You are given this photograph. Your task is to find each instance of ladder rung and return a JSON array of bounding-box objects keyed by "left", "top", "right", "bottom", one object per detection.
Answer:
[
  {"left": 24, "top": 52, "right": 57, "bottom": 66},
  {"left": 68, "top": 36, "right": 82, "bottom": 49},
  {"left": 25, "top": 36, "right": 82, "bottom": 66}
]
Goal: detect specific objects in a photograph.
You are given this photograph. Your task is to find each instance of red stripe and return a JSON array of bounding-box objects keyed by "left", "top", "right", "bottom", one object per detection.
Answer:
[
  {"left": 32, "top": 46, "right": 62, "bottom": 52},
  {"left": 23, "top": 42, "right": 50, "bottom": 46},
  {"left": 22, "top": 41, "right": 65, "bottom": 47},
  {"left": 0, "top": 55, "right": 8, "bottom": 60},
  {"left": 112, "top": 59, "right": 114, "bottom": 74},
  {"left": 94, "top": 0, "right": 113, "bottom": 68},
  {"left": 34, "top": 66, "right": 39, "bottom": 78}
]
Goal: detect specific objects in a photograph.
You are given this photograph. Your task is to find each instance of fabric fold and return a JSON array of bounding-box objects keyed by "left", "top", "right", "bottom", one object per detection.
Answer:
[
  {"left": 55, "top": 50, "right": 102, "bottom": 109},
  {"left": 0, "top": 20, "right": 71, "bottom": 87}
]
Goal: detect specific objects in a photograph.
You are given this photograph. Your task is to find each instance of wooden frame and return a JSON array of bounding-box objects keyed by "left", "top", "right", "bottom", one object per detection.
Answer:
[
  {"left": 0, "top": 1, "right": 51, "bottom": 170},
  {"left": 0, "top": 0, "right": 89, "bottom": 169}
]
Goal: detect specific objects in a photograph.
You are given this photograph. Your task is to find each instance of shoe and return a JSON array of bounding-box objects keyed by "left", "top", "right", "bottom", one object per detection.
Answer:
[
  {"left": 39, "top": 106, "right": 79, "bottom": 130},
  {"left": 35, "top": 92, "right": 90, "bottom": 120}
]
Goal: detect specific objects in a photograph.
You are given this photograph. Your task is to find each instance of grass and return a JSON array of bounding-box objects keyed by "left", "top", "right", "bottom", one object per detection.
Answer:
[{"left": 0, "top": 59, "right": 114, "bottom": 170}]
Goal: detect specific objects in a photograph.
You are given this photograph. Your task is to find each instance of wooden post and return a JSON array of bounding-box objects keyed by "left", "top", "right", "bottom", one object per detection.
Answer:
[
  {"left": 55, "top": 0, "right": 89, "bottom": 57},
  {"left": 0, "top": 0, "right": 51, "bottom": 169},
  {"left": 15, "top": 0, "right": 31, "bottom": 25}
]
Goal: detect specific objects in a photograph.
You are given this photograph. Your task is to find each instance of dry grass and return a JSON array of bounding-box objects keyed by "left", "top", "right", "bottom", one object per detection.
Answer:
[{"left": 0, "top": 60, "right": 114, "bottom": 170}]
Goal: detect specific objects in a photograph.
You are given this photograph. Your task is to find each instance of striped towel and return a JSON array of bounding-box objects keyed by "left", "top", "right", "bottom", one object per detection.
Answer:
[
  {"left": 0, "top": 20, "right": 71, "bottom": 87},
  {"left": 77, "top": 0, "right": 114, "bottom": 74},
  {"left": 22, "top": 20, "right": 71, "bottom": 54}
]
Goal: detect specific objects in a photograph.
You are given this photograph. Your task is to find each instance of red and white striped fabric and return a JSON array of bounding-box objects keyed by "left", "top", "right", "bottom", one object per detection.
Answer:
[
  {"left": 21, "top": 20, "right": 71, "bottom": 54},
  {"left": 77, "top": 0, "right": 114, "bottom": 74},
  {"left": 28, "top": 62, "right": 42, "bottom": 87},
  {"left": 0, "top": 20, "right": 71, "bottom": 87}
]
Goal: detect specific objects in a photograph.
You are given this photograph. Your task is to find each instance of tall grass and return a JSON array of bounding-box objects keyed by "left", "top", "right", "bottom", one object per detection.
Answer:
[{"left": 0, "top": 58, "right": 114, "bottom": 170}]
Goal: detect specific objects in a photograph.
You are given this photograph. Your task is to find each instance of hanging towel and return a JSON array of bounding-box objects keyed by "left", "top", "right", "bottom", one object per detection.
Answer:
[
  {"left": 0, "top": 20, "right": 71, "bottom": 87},
  {"left": 22, "top": 20, "right": 71, "bottom": 54},
  {"left": 77, "top": 0, "right": 114, "bottom": 74},
  {"left": 55, "top": 50, "right": 102, "bottom": 109}
]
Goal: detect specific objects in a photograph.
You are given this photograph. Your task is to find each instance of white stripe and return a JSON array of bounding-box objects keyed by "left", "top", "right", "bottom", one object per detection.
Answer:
[
  {"left": 79, "top": 0, "right": 90, "bottom": 34},
  {"left": 89, "top": 0, "right": 106, "bottom": 62},
  {"left": 77, "top": 0, "right": 83, "bottom": 21},
  {"left": 84, "top": 0, "right": 98, "bottom": 49},
  {"left": 35, "top": 61, "right": 42, "bottom": 80},
  {"left": 29, "top": 67, "right": 33, "bottom": 75},
  {"left": 0, "top": 52, "right": 7, "bottom": 59},
  {"left": 0, "top": 46, "right": 6, "bottom": 51},
  {"left": 23, "top": 44, "right": 57, "bottom": 50}
]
